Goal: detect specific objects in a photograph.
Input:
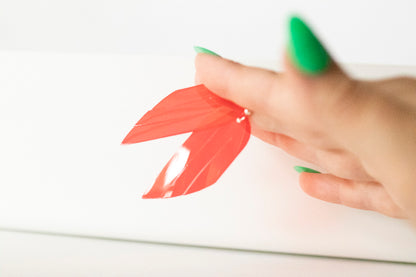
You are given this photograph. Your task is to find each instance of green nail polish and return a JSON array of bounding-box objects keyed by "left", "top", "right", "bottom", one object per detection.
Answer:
[
  {"left": 288, "top": 16, "right": 330, "bottom": 75},
  {"left": 294, "top": 166, "right": 321, "bottom": 174},
  {"left": 194, "top": 46, "right": 220, "bottom": 57}
]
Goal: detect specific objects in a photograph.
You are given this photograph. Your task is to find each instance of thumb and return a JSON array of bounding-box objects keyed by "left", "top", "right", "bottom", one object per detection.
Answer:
[
  {"left": 284, "top": 16, "right": 361, "bottom": 140},
  {"left": 285, "top": 15, "right": 353, "bottom": 106},
  {"left": 286, "top": 16, "right": 334, "bottom": 76}
]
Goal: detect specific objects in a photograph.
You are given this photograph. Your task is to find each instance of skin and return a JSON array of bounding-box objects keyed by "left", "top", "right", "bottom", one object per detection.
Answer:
[{"left": 195, "top": 52, "right": 416, "bottom": 221}]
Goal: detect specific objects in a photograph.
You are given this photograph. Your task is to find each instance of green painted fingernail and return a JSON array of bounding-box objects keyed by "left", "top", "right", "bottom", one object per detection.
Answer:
[
  {"left": 194, "top": 46, "right": 221, "bottom": 57},
  {"left": 294, "top": 166, "right": 321, "bottom": 174},
  {"left": 288, "top": 16, "right": 330, "bottom": 75}
]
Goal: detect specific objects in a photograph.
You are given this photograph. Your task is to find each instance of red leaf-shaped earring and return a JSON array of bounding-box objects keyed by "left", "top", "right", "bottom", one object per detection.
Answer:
[{"left": 122, "top": 84, "right": 251, "bottom": 199}]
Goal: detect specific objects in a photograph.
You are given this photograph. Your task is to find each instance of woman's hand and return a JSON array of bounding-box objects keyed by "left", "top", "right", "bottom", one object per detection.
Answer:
[{"left": 194, "top": 17, "right": 416, "bottom": 220}]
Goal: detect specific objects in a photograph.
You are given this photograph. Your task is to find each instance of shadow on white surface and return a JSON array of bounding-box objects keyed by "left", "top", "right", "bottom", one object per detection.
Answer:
[{"left": 1, "top": 230, "right": 416, "bottom": 277}]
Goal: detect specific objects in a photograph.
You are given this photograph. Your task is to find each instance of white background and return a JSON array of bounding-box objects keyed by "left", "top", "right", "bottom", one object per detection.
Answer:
[
  {"left": 1, "top": 0, "right": 416, "bottom": 264},
  {"left": 0, "top": 0, "right": 416, "bottom": 65}
]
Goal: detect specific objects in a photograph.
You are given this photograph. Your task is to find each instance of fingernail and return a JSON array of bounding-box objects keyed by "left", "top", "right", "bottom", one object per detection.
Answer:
[
  {"left": 288, "top": 16, "right": 330, "bottom": 75},
  {"left": 294, "top": 166, "right": 321, "bottom": 174},
  {"left": 194, "top": 46, "right": 221, "bottom": 57}
]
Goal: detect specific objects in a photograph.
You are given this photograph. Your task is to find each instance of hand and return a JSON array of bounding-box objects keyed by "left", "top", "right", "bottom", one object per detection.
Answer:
[{"left": 194, "top": 17, "right": 416, "bottom": 220}]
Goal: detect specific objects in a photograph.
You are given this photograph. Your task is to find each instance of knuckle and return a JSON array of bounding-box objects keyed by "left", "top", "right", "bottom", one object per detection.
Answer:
[{"left": 323, "top": 79, "right": 363, "bottom": 124}]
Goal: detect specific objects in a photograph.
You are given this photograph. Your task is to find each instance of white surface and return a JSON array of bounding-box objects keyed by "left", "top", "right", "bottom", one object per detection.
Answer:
[
  {"left": 1, "top": 50, "right": 416, "bottom": 262},
  {"left": 0, "top": 0, "right": 416, "bottom": 66},
  {"left": 1, "top": 230, "right": 416, "bottom": 277}
]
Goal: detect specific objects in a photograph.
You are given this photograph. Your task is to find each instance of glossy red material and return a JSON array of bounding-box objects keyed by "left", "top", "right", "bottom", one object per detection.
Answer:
[
  {"left": 122, "top": 85, "right": 244, "bottom": 144},
  {"left": 122, "top": 84, "right": 251, "bottom": 199},
  {"left": 142, "top": 118, "right": 250, "bottom": 199}
]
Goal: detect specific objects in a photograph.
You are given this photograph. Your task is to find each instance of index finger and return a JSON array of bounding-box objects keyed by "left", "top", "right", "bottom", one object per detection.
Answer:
[{"left": 195, "top": 53, "right": 281, "bottom": 115}]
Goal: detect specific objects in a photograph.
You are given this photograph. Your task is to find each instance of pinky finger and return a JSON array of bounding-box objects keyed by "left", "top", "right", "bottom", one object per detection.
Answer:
[{"left": 298, "top": 173, "right": 406, "bottom": 219}]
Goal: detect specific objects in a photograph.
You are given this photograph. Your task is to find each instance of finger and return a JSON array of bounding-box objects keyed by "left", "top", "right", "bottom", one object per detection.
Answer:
[
  {"left": 195, "top": 52, "right": 352, "bottom": 152},
  {"left": 299, "top": 173, "right": 406, "bottom": 218},
  {"left": 251, "top": 127, "right": 317, "bottom": 164},
  {"left": 254, "top": 126, "right": 373, "bottom": 181},
  {"left": 195, "top": 17, "right": 357, "bottom": 149},
  {"left": 195, "top": 53, "right": 280, "bottom": 114}
]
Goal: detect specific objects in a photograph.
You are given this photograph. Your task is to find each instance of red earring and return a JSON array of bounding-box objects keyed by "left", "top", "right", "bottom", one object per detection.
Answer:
[{"left": 122, "top": 84, "right": 251, "bottom": 199}]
